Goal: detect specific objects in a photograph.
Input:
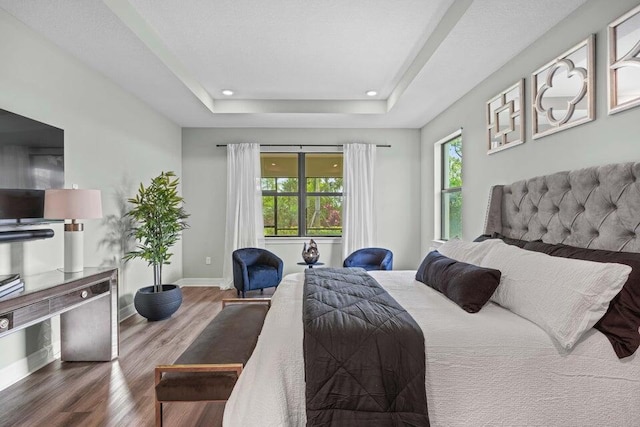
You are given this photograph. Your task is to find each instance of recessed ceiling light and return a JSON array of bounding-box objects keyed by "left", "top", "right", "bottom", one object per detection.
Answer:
[
  {"left": 365, "top": 90, "right": 377, "bottom": 97},
  {"left": 222, "top": 89, "right": 234, "bottom": 96},
  {"left": 271, "top": 163, "right": 276, "bottom": 166},
  {"left": 333, "top": 164, "right": 338, "bottom": 168}
]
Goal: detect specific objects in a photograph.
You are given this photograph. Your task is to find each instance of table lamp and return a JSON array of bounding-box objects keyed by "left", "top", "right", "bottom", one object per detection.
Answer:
[{"left": 44, "top": 187, "right": 103, "bottom": 273}]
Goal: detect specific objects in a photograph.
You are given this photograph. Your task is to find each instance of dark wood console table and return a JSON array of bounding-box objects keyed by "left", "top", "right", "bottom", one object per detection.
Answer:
[{"left": 0, "top": 267, "right": 118, "bottom": 362}]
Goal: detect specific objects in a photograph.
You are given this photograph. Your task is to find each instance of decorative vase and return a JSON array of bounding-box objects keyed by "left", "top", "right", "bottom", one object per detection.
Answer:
[
  {"left": 302, "top": 239, "right": 320, "bottom": 265},
  {"left": 134, "top": 284, "right": 182, "bottom": 321}
]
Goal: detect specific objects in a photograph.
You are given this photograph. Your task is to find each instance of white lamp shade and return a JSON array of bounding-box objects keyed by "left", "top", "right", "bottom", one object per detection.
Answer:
[{"left": 44, "top": 189, "right": 103, "bottom": 220}]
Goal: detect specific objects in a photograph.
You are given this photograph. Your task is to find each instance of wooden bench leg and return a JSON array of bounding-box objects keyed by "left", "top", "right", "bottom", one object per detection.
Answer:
[
  {"left": 155, "top": 367, "right": 163, "bottom": 427},
  {"left": 156, "top": 401, "right": 162, "bottom": 427}
]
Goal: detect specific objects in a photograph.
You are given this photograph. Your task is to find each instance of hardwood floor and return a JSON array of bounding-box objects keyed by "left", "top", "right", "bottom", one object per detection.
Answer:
[{"left": 0, "top": 286, "right": 275, "bottom": 427}]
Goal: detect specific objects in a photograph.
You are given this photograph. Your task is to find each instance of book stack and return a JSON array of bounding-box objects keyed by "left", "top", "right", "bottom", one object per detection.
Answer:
[{"left": 0, "top": 274, "right": 25, "bottom": 299}]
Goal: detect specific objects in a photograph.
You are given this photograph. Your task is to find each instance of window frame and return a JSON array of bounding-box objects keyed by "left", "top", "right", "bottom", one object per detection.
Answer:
[
  {"left": 433, "top": 130, "right": 462, "bottom": 242},
  {"left": 261, "top": 152, "right": 343, "bottom": 238}
]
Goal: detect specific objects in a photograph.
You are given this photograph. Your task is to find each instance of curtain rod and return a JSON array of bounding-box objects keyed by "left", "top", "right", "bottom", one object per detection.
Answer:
[{"left": 216, "top": 144, "right": 391, "bottom": 148}]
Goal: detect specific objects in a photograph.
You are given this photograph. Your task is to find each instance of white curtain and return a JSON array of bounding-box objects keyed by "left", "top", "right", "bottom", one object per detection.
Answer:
[
  {"left": 342, "top": 143, "right": 377, "bottom": 260},
  {"left": 222, "top": 143, "right": 264, "bottom": 289}
]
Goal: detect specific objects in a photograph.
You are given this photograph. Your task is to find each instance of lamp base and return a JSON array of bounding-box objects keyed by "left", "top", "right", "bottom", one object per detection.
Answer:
[{"left": 64, "top": 229, "right": 84, "bottom": 273}]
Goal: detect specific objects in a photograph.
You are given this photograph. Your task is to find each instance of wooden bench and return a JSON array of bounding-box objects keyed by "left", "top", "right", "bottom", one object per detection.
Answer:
[{"left": 154, "top": 298, "right": 271, "bottom": 427}]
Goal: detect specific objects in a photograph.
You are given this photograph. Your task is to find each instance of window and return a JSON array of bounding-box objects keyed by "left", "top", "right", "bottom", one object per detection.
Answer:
[
  {"left": 261, "top": 152, "right": 343, "bottom": 237},
  {"left": 435, "top": 132, "right": 462, "bottom": 240}
]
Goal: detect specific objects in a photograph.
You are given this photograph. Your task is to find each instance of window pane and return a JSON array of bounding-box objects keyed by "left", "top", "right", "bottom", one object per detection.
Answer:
[
  {"left": 443, "top": 137, "right": 462, "bottom": 189},
  {"left": 262, "top": 195, "right": 275, "bottom": 236},
  {"left": 276, "top": 195, "right": 298, "bottom": 235},
  {"left": 276, "top": 177, "right": 298, "bottom": 192},
  {"left": 306, "top": 177, "right": 343, "bottom": 193},
  {"left": 305, "top": 195, "right": 342, "bottom": 236},
  {"left": 441, "top": 191, "right": 462, "bottom": 240},
  {"left": 305, "top": 153, "right": 342, "bottom": 177},
  {"left": 261, "top": 153, "right": 298, "bottom": 193},
  {"left": 305, "top": 153, "right": 342, "bottom": 193},
  {"left": 261, "top": 178, "right": 276, "bottom": 191}
]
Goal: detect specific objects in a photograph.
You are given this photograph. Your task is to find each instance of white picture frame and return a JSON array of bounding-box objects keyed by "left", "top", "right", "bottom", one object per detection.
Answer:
[
  {"left": 486, "top": 79, "right": 525, "bottom": 154},
  {"left": 531, "top": 35, "right": 595, "bottom": 139}
]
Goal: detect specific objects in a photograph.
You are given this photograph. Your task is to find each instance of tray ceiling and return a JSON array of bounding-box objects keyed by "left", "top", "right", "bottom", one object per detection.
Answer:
[{"left": 0, "top": 0, "right": 588, "bottom": 128}]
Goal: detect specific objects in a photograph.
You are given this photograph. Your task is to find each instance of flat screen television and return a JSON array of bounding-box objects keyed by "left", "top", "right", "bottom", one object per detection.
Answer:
[{"left": 0, "top": 108, "right": 64, "bottom": 225}]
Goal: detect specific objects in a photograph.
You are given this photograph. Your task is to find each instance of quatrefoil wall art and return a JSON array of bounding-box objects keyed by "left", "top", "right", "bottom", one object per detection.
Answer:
[
  {"left": 531, "top": 35, "right": 595, "bottom": 139},
  {"left": 486, "top": 79, "right": 524, "bottom": 154},
  {"left": 608, "top": 4, "right": 640, "bottom": 115}
]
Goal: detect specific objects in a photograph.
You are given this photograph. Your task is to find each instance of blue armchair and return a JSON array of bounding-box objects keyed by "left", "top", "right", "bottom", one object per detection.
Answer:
[
  {"left": 232, "top": 248, "right": 283, "bottom": 297},
  {"left": 343, "top": 247, "right": 393, "bottom": 271}
]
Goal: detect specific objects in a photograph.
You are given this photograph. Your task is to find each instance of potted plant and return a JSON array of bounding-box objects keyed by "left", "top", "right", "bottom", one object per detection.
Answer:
[{"left": 125, "top": 171, "right": 189, "bottom": 321}]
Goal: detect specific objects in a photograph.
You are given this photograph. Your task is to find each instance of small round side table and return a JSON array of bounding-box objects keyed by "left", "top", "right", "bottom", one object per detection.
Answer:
[{"left": 297, "top": 262, "right": 325, "bottom": 269}]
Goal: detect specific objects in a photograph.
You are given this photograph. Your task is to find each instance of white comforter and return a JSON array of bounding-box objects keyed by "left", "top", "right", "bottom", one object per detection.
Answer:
[{"left": 223, "top": 271, "right": 640, "bottom": 427}]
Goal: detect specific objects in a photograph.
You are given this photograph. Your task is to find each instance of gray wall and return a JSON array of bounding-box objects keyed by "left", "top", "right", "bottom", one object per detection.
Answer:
[
  {"left": 182, "top": 128, "right": 421, "bottom": 277},
  {"left": 0, "top": 9, "right": 182, "bottom": 378},
  {"left": 421, "top": 0, "right": 640, "bottom": 251}
]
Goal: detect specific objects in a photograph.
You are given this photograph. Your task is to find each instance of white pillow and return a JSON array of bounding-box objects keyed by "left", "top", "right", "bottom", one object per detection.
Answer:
[
  {"left": 481, "top": 241, "right": 632, "bottom": 350},
  {"left": 437, "top": 239, "right": 501, "bottom": 266}
]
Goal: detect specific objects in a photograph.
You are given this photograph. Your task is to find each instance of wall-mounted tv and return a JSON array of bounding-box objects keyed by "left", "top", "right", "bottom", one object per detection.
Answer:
[{"left": 0, "top": 108, "right": 64, "bottom": 225}]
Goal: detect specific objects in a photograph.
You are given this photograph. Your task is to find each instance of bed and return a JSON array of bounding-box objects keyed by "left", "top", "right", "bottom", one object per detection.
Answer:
[{"left": 223, "top": 162, "right": 640, "bottom": 426}]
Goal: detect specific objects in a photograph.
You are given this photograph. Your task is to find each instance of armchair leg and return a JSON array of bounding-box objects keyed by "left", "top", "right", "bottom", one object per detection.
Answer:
[
  {"left": 241, "top": 291, "right": 246, "bottom": 298},
  {"left": 236, "top": 289, "right": 240, "bottom": 297},
  {"left": 260, "top": 288, "right": 264, "bottom": 294}
]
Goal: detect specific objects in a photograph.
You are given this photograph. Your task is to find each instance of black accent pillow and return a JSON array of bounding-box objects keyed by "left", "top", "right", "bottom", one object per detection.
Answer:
[
  {"left": 473, "top": 232, "right": 537, "bottom": 248},
  {"left": 523, "top": 241, "right": 640, "bottom": 359},
  {"left": 416, "top": 251, "right": 502, "bottom": 313}
]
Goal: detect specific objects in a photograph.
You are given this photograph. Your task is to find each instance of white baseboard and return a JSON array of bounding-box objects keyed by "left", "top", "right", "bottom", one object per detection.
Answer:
[
  {"left": 0, "top": 341, "right": 60, "bottom": 391},
  {"left": 175, "top": 277, "right": 225, "bottom": 287},
  {"left": 119, "top": 303, "right": 136, "bottom": 322}
]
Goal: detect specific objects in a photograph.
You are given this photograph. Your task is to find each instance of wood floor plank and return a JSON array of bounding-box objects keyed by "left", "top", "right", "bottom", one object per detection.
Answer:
[{"left": 0, "top": 286, "right": 274, "bottom": 427}]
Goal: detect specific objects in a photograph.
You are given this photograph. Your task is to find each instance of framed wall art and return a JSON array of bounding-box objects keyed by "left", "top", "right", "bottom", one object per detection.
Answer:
[
  {"left": 608, "top": 4, "right": 640, "bottom": 115},
  {"left": 486, "top": 79, "right": 524, "bottom": 154},
  {"left": 531, "top": 35, "right": 595, "bottom": 139}
]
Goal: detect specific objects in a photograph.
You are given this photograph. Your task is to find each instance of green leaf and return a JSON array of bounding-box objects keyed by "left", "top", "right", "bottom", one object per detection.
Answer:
[{"left": 124, "top": 171, "right": 190, "bottom": 270}]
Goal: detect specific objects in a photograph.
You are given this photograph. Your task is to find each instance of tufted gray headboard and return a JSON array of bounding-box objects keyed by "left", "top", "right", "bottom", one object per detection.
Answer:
[{"left": 484, "top": 162, "right": 640, "bottom": 253}]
